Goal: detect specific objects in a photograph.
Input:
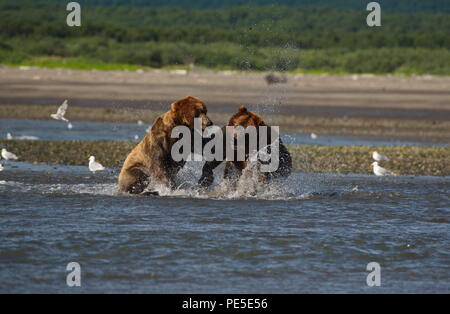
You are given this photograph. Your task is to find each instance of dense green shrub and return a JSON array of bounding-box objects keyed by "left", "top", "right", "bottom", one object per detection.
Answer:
[{"left": 1, "top": 1, "right": 449, "bottom": 74}]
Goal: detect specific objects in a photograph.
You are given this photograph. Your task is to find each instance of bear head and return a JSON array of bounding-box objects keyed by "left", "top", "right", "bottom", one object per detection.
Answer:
[
  {"left": 170, "top": 96, "right": 212, "bottom": 130},
  {"left": 228, "top": 105, "right": 267, "bottom": 128}
]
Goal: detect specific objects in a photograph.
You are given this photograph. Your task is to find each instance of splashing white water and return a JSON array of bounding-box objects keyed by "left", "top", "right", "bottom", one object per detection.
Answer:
[{"left": 0, "top": 161, "right": 388, "bottom": 201}]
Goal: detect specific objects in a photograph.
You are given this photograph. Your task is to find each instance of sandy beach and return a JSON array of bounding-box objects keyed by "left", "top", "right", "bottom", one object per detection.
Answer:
[{"left": 0, "top": 66, "right": 449, "bottom": 143}]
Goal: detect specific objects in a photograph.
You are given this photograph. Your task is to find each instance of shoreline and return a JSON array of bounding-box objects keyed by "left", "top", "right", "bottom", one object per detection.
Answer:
[
  {"left": 1, "top": 140, "right": 448, "bottom": 177},
  {"left": 1, "top": 66, "right": 449, "bottom": 143},
  {"left": 5, "top": 63, "right": 450, "bottom": 78},
  {"left": 1, "top": 104, "right": 449, "bottom": 143}
]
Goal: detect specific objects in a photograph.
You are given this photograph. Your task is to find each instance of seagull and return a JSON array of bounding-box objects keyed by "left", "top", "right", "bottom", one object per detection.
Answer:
[
  {"left": 51, "top": 100, "right": 69, "bottom": 122},
  {"left": 19, "top": 135, "right": 39, "bottom": 140},
  {"left": 137, "top": 120, "right": 144, "bottom": 125},
  {"left": 1, "top": 148, "right": 18, "bottom": 160},
  {"left": 89, "top": 156, "right": 105, "bottom": 173},
  {"left": 67, "top": 122, "right": 73, "bottom": 129},
  {"left": 133, "top": 135, "right": 139, "bottom": 141},
  {"left": 371, "top": 162, "right": 395, "bottom": 176},
  {"left": 310, "top": 133, "right": 318, "bottom": 140},
  {"left": 0, "top": 163, "right": 3, "bottom": 171},
  {"left": 6, "top": 133, "right": 39, "bottom": 141},
  {"left": 373, "top": 151, "right": 389, "bottom": 162}
]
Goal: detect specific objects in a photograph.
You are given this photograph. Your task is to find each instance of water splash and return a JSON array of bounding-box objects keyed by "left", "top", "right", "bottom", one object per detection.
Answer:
[
  {"left": 139, "top": 160, "right": 366, "bottom": 201},
  {"left": 2, "top": 161, "right": 441, "bottom": 201}
]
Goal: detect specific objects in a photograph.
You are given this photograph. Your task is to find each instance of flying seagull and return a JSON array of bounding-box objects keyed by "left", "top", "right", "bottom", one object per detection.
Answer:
[
  {"left": 1, "top": 148, "right": 18, "bottom": 160},
  {"left": 51, "top": 100, "right": 69, "bottom": 122},
  {"left": 371, "top": 162, "right": 395, "bottom": 176},
  {"left": 372, "top": 151, "right": 389, "bottom": 162},
  {"left": 89, "top": 156, "right": 105, "bottom": 173}
]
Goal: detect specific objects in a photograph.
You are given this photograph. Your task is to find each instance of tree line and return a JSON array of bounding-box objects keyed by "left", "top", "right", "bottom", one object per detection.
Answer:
[
  {"left": 0, "top": 0, "right": 449, "bottom": 74},
  {"left": 1, "top": 2, "right": 449, "bottom": 49},
  {"left": 33, "top": 0, "right": 450, "bottom": 13}
]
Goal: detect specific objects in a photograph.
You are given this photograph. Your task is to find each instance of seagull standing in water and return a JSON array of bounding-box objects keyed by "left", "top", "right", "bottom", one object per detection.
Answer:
[
  {"left": 1, "top": 148, "right": 18, "bottom": 160},
  {"left": 0, "top": 163, "right": 4, "bottom": 171},
  {"left": 6, "top": 133, "right": 39, "bottom": 140},
  {"left": 371, "top": 162, "right": 395, "bottom": 176},
  {"left": 67, "top": 122, "right": 73, "bottom": 130},
  {"left": 51, "top": 100, "right": 69, "bottom": 122},
  {"left": 89, "top": 156, "right": 105, "bottom": 173},
  {"left": 372, "top": 151, "right": 389, "bottom": 162},
  {"left": 310, "top": 133, "right": 318, "bottom": 140}
]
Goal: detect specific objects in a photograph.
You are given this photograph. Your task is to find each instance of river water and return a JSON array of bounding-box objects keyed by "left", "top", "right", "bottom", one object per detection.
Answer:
[
  {"left": 2, "top": 119, "right": 448, "bottom": 146},
  {"left": 0, "top": 161, "right": 448, "bottom": 293}
]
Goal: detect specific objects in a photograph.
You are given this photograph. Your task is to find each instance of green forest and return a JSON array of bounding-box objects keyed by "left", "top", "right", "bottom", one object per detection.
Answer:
[
  {"left": 1, "top": 0, "right": 450, "bottom": 74},
  {"left": 33, "top": 0, "right": 450, "bottom": 13}
]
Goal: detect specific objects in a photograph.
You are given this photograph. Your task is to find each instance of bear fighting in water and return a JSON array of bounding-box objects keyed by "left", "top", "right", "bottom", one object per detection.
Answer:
[
  {"left": 118, "top": 96, "right": 212, "bottom": 194},
  {"left": 198, "top": 106, "right": 292, "bottom": 188}
]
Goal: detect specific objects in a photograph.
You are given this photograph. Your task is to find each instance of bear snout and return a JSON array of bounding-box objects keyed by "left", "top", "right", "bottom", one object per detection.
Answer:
[{"left": 202, "top": 115, "right": 213, "bottom": 129}]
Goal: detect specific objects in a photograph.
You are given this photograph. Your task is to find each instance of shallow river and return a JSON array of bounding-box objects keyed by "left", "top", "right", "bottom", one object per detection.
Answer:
[
  {"left": 0, "top": 162, "right": 448, "bottom": 293},
  {"left": 2, "top": 119, "right": 448, "bottom": 146}
]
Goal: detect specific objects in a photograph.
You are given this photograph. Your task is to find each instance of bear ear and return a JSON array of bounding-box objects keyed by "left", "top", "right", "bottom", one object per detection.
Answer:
[
  {"left": 171, "top": 102, "right": 177, "bottom": 112},
  {"left": 239, "top": 105, "right": 248, "bottom": 113},
  {"left": 171, "top": 96, "right": 196, "bottom": 112},
  {"left": 171, "top": 99, "right": 184, "bottom": 112},
  {"left": 185, "top": 96, "right": 196, "bottom": 102}
]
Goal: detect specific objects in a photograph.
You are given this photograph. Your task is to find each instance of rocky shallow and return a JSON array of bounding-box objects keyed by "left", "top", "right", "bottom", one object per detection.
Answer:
[{"left": 1, "top": 140, "right": 448, "bottom": 176}]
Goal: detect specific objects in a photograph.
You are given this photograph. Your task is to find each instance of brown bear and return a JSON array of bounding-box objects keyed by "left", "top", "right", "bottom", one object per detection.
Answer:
[
  {"left": 118, "top": 96, "right": 212, "bottom": 194},
  {"left": 198, "top": 106, "right": 292, "bottom": 187}
]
